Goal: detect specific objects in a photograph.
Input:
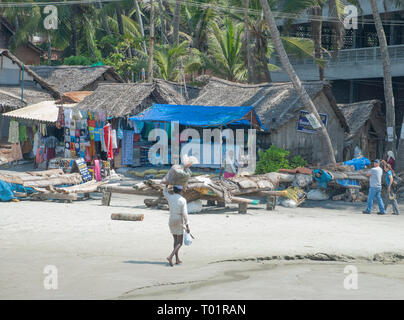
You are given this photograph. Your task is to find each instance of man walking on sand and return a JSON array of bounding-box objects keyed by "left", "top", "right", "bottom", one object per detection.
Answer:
[
  {"left": 163, "top": 185, "right": 190, "bottom": 266},
  {"left": 363, "top": 159, "right": 386, "bottom": 215}
]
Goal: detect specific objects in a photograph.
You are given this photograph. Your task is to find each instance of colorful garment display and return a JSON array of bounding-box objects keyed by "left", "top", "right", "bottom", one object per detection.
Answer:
[
  {"left": 8, "top": 120, "right": 19, "bottom": 144},
  {"left": 18, "top": 125, "right": 27, "bottom": 142},
  {"left": 122, "top": 130, "right": 134, "bottom": 165},
  {"left": 103, "top": 123, "right": 113, "bottom": 160}
]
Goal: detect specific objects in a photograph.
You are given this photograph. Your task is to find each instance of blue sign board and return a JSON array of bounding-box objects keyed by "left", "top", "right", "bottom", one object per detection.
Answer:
[{"left": 296, "top": 110, "right": 327, "bottom": 134}]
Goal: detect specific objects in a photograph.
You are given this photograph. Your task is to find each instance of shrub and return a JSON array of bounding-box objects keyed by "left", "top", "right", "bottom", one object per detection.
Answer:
[
  {"left": 255, "top": 146, "right": 307, "bottom": 174},
  {"left": 256, "top": 145, "right": 291, "bottom": 174},
  {"left": 290, "top": 155, "right": 308, "bottom": 168}
]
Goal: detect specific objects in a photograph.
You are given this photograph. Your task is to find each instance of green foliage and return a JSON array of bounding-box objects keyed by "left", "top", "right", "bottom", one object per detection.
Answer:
[
  {"left": 255, "top": 146, "right": 307, "bottom": 174},
  {"left": 290, "top": 155, "right": 308, "bottom": 168},
  {"left": 63, "top": 55, "right": 96, "bottom": 65},
  {"left": 204, "top": 18, "right": 246, "bottom": 81},
  {"left": 256, "top": 146, "right": 291, "bottom": 174}
]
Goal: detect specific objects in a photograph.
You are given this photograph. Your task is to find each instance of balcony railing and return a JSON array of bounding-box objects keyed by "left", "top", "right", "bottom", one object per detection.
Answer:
[{"left": 271, "top": 44, "right": 404, "bottom": 67}]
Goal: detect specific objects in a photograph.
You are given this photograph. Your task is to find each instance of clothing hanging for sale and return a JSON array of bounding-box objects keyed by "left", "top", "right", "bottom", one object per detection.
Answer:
[
  {"left": 103, "top": 123, "right": 113, "bottom": 160},
  {"left": 8, "top": 120, "right": 19, "bottom": 143},
  {"left": 19, "top": 125, "right": 27, "bottom": 142},
  {"left": 111, "top": 129, "right": 118, "bottom": 149}
]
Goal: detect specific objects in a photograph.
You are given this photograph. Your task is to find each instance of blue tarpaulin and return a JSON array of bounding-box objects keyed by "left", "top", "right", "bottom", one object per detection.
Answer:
[
  {"left": 129, "top": 104, "right": 266, "bottom": 131},
  {"left": 344, "top": 157, "right": 370, "bottom": 171},
  {"left": 0, "top": 180, "right": 35, "bottom": 202}
]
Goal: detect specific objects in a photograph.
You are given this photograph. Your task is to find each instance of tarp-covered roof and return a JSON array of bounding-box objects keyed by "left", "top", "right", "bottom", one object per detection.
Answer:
[
  {"left": 129, "top": 103, "right": 266, "bottom": 130},
  {"left": 3, "top": 100, "right": 75, "bottom": 123}
]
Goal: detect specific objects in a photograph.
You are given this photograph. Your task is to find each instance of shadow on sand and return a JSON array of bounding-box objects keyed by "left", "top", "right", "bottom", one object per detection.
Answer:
[{"left": 124, "top": 260, "right": 168, "bottom": 266}]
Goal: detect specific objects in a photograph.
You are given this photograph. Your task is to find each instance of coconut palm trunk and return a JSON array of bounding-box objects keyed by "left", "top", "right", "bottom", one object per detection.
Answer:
[
  {"left": 148, "top": 0, "right": 155, "bottom": 82},
  {"left": 244, "top": 0, "right": 254, "bottom": 83},
  {"left": 259, "top": 0, "right": 336, "bottom": 164},
  {"left": 116, "top": 6, "right": 125, "bottom": 36},
  {"left": 172, "top": 0, "right": 182, "bottom": 45},
  {"left": 370, "top": 0, "right": 396, "bottom": 159},
  {"left": 70, "top": 5, "right": 79, "bottom": 56},
  {"left": 134, "top": 0, "right": 148, "bottom": 53},
  {"left": 311, "top": 5, "right": 324, "bottom": 80}
]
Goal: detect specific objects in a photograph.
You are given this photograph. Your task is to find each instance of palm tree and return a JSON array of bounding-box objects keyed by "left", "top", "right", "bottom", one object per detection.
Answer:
[
  {"left": 370, "top": 0, "right": 396, "bottom": 157},
  {"left": 172, "top": 0, "right": 183, "bottom": 45},
  {"left": 203, "top": 18, "right": 246, "bottom": 81},
  {"left": 259, "top": 0, "right": 336, "bottom": 164},
  {"left": 154, "top": 40, "right": 201, "bottom": 81},
  {"left": 148, "top": 0, "right": 155, "bottom": 82}
]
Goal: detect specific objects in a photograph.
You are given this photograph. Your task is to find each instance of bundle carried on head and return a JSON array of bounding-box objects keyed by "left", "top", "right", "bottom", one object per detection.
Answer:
[{"left": 162, "top": 155, "right": 198, "bottom": 186}]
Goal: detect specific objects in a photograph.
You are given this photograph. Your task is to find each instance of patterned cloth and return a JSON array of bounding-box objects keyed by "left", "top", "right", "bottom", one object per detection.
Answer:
[
  {"left": 45, "top": 136, "right": 59, "bottom": 149},
  {"left": 8, "top": 120, "right": 19, "bottom": 144}
]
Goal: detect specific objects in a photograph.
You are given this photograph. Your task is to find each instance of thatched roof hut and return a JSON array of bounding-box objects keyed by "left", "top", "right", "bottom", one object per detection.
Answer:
[
  {"left": 191, "top": 76, "right": 348, "bottom": 132},
  {"left": 0, "top": 49, "right": 62, "bottom": 113},
  {"left": 0, "top": 86, "right": 55, "bottom": 113},
  {"left": 190, "top": 76, "right": 349, "bottom": 163},
  {"left": 30, "top": 65, "right": 124, "bottom": 93},
  {"left": 338, "top": 100, "right": 386, "bottom": 160},
  {"left": 75, "top": 79, "right": 197, "bottom": 118}
]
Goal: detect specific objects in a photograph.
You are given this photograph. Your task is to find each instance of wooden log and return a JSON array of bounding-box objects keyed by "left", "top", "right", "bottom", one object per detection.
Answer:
[
  {"left": 231, "top": 196, "right": 260, "bottom": 205},
  {"left": 111, "top": 213, "right": 144, "bottom": 221},
  {"left": 102, "top": 191, "right": 112, "bottom": 206},
  {"left": 31, "top": 192, "right": 78, "bottom": 201},
  {"left": 26, "top": 169, "right": 64, "bottom": 177},
  {"left": 0, "top": 173, "right": 24, "bottom": 185},
  {"left": 23, "top": 173, "right": 83, "bottom": 188},
  {"left": 238, "top": 203, "right": 247, "bottom": 214},
  {"left": 266, "top": 195, "right": 276, "bottom": 210},
  {"left": 55, "top": 180, "right": 107, "bottom": 194},
  {"left": 99, "top": 185, "right": 161, "bottom": 196}
]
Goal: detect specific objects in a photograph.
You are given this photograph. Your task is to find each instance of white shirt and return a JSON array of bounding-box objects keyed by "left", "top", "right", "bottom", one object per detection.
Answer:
[
  {"left": 369, "top": 167, "right": 383, "bottom": 188},
  {"left": 163, "top": 188, "right": 189, "bottom": 225}
]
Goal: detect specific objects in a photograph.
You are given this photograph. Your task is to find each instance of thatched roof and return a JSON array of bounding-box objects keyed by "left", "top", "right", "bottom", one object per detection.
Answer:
[
  {"left": 0, "top": 16, "right": 44, "bottom": 55},
  {"left": 75, "top": 79, "right": 194, "bottom": 118},
  {"left": 0, "top": 49, "right": 62, "bottom": 97},
  {"left": 338, "top": 100, "right": 384, "bottom": 143},
  {"left": 0, "top": 85, "right": 55, "bottom": 113},
  {"left": 190, "top": 77, "right": 349, "bottom": 132},
  {"left": 30, "top": 65, "right": 124, "bottom": 93}
]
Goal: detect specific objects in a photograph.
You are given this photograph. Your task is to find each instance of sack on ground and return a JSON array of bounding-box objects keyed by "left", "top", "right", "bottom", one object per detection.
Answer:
[
  {"left": 162, "top": 165, "right": 191, "bottom": 186},
  {"left": 307, "top": 189, "right": 329, "bottom": 200},
  {"left": 280, "top": 198, "right": 297, "bottom": 208},
  {"left": 187, "top": 200, "right": 203, "bottom": 214},
  {"left": 184, "top": 232, "right": 192, "bottom": 246}
]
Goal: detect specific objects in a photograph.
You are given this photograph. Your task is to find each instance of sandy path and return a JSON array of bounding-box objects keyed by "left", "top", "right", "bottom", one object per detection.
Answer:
[{"left": 1, "top": 193, "right": 404, "bottom": 299}]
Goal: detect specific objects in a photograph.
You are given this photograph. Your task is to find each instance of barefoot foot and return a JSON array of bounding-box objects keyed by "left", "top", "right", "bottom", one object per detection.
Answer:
[
  {"left": 175, "top": 260, "right": 182, "bottom": 265},
  {"left": 167, "top": 257, "right": 174, "bottom": 267}
]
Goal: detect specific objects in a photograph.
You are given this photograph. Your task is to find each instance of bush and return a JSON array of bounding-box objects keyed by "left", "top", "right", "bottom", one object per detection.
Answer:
[
  {"left": 290, "top": 155, "right": 308, "bottom": 168},
  {"left": 255, "top": 146, "right": 307, "bottom": 174}
]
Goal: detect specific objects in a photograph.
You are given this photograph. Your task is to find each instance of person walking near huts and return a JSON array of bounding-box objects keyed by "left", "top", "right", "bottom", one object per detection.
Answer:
[
  {"left": 163, "top": 185, "right": 190, "bottom": 266},
  {"left": 363, "top": 159, "right": 386, "bottom": 215},
  {"left": 382, "top": 163, "right": 400, "bottom": 215}
]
